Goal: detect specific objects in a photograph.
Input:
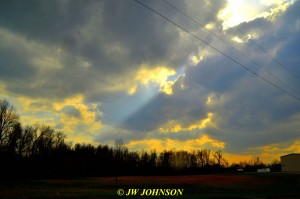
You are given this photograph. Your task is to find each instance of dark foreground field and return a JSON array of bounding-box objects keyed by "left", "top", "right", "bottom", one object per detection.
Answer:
[{"left": 1, "top": 173, "right": 300, "bottom": 199}]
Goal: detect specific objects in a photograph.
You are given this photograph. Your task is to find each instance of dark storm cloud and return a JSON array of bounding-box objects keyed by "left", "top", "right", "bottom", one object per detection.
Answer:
[
  {"left": 116, "top": 0, "right": 300, "bottom": 154},
  {"left": 196, "top": 1, "right": 300, "bottom": 152},
  {"left": 276, "top": 36, "right": 300, "bottom": 79},
  {"left": 0, "top": 29, "right": 37, "bottom": 80},
  {"left": 0, "top": 0, "right": 223, "bottom": 100},
  {"left": 1, "top": 0, "right": 300, "bottom": 155},
  {"left": 0, "top": 0, "right": 91, "bottom": 44}
]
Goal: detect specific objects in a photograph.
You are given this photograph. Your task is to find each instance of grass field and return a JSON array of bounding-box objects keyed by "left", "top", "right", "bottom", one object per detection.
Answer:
[{"left": 1, "top": 173, "right": 300, "bottom": 199}]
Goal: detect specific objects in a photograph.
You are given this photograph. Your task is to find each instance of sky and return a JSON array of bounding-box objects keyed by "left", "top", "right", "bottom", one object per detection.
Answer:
[{"left": 1, "top": 0, "right": 300, "bottom": 163}]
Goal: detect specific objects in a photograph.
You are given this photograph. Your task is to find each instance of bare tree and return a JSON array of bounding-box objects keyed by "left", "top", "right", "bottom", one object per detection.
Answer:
[
  {"left": 172, "top": 150, "right": 189, "bottom": 170},
  {"left": 140, "top": 151, "right": 150, "bottom": 168},
  {"left": 17, "top": 125, "right": 37, "bottom": 157},
  {"left": 149, "top": 150, "right": 157, "bottom": 168},
  {"left": 7, "top": 122, "right": 22, "bottom": 154},
  {"left": 0, "top": 99, "right": 20, "bottom": 147},
  {"left": 115, "top": 138, "right": 125, "bottom": 181},
  {"left": 53, "top": 131, "right": 66, "bottom": 149},
  {"left": 213, "top": 150, "right": 227, "bottom": 168},
  {"left": 190, "top": 151, "right": 198, "bottom": 168},
  {"left": 197, "top": 149, "right": 212, "bottom": 168},
  {"left": 115, "top": 138, "right": 124, "bottom": 152}
]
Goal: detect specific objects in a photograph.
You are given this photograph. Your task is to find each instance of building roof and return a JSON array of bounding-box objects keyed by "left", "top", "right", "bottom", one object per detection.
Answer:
[{"left": 280, "top": 153, "right": 300, "bottom": 158}]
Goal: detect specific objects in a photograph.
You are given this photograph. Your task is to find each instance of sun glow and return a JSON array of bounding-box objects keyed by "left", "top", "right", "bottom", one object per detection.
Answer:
[
  {"left": 128, "top": 65, "right": 181, "bottom": 95},
  {"left": 218, "top": 0, "right": 293, "bottom": 29}
]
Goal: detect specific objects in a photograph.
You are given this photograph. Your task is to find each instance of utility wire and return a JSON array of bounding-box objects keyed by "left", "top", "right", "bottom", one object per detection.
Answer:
[
  {"left": 160, "top": 0, "right": 300, "bottom": 97},
  {"left": 133, "top": 0, "right": 300, "bottom": 101},
  {"left": 200, "top": 0, "right": 300, "bottom": 83}
]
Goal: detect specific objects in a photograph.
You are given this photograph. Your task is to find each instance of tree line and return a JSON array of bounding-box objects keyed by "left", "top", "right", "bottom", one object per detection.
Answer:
[{"left": 0, "top": 99, "right": 280, "bottom": 178}]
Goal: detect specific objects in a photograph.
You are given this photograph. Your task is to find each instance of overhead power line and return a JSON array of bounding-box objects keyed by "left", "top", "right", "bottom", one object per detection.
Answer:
[
  {"left": 199, "top": 0, "right": 300, "bottom": 83},
  {"left": 133, "top": 0, "right": 300, "bottom": 101},
  {"left": 160, "top": 0, "right": 300, "bottom": 97},
  {"left": 160, "top": 0, "right": 300, "bottom": 98}
]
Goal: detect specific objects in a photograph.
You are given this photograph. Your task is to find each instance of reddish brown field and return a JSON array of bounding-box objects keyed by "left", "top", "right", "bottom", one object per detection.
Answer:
[
  {"left": 1, "top": 173, "right": 299, "bottom": 199},
  {"left": 101, "top": 174, "right": 276, "bottom": 186}
]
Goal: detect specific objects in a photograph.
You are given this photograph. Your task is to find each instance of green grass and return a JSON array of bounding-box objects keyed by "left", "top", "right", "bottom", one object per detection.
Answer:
[{"left": 0, "top": 173, "right": 300, "bottom": 199}]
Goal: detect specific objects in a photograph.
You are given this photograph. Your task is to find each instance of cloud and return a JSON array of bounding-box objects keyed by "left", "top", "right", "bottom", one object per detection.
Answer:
[
  {"left": 52, "top": 95, "right": 103, "bottom": 135},
  {"left": 218, "top": 0, "right": 294, "bottom": 29},
  {"left": 1, "top": 0, "right": 300, "bottom": 163},
  {"left": 119, "top": 0, "right": 300, "bottom": 157},
  {"left": 128, "top": 65, "right": 176, "bottom": 95},
  {"left": 61, "top": 105, "right": 82, "bottom": 119},
  {"left": 159, "top": 112, "right": 214, "bottom": 133},
  {"left": 126, "top": 134, "right": 225, "bottom": 153},
  {"left": 0, "top": 0, "right": 216, "bottom": 101}
]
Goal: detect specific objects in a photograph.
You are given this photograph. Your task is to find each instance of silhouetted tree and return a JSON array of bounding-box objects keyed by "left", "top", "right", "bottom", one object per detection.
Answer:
[
  {"left": 172, "top": 151, "right": 189, "bottom": 170},
  {"left": 149, "top": 150, "right": 157, "bottom": 168},
  {"left": 158, "top": 150, "right": 173, "bottom": 174},
  {"left": 0, "top": 98, "right": 249, "bottom": 178},
  {"left": 190, "top": 151, "right": 198, "bottom": 169},
  {"left": 17, "top": 125, "right": 37, "bottom": 157},
  {"left": 0, "top": 99, "right": 20, "bottom": 148},
  {"left": 213, "top": 150, "right": 228, "bottom": 168},
  {"left": 7, "top": 122, "right": 22, "bottom": 155},
  {"left": 197, "top": 149, "right": 212, "bottom": 168},
  {"left": 140, "top": 151, "right": 150, "bottom": 168},
  {"left": 96, "top": 144, "right": 113, "bottom": 174},
  {"left": 115, "top": 138, "right": 126, "bottom": 180}
]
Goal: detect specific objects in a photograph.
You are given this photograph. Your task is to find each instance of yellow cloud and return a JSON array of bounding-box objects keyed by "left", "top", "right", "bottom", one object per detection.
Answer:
[
  {"left": 206, "top": 95, "right": 213, "bottom": 106},
  {"left": 159, "top": 112, "right": 214, "bottom": 133},
  {"left": 205, "top": 23, "right": 215, "bottom": 30},
  {"left": 128, "top": 65, "right": 177, "bottom": 95},
  {"left": 126, "top": 134, "right": 225, "bottom": 152},
  {"left": 1, "top": 96, "right": 59, "bottom": 127},
  {"left": 127, "top": 85, "right": 137, "bottom": 95},
  {"left": 136, "top": 66, "right": 176, "bottom": 85},
  {"left": 58, "top": 116, "right": 80, "bottom": 134},
  {"left": 10, "top": 96, "right": 49, "bottom": 112},
  {"left": 190, "top": 49, "right": 211, "bottom": 66},
  {"left": 260, "top": 0, "right": 285, "bottom": 6},
  {"left": 251, "top": 140, "right": 300, "bottom": 154},
  {"left": 53, "top": 95, "right": 102, "bottom": 125},
  {"left": 231, "top": 36, "right": 244, "bottom": 43},
  {"left": 21, "top": 115, "right": 57, "bottom": 128},
  {"left": 248, "top": 140, "right": 300, "bottom": 163},
  {"left": 286, "top": 140, "right": 300, "bottom": 152},
  {"left": 53, "top": 95, "right": 84, "bottom": 110},
  {"left": 246, "top": 33, "right": 259, "bottom": 40},
  {"left": 0, "top": 94, "right": 103, "bottom": 145},
  {"left": 192, "top": 55, "right": 200, "bottom": 65},
  {"left": 160, "top": 81, "right": 175, "bottom": 95},
  {"left": 127, "top": 137, "right": 282, "bottom": 164},
  {"left": 218, "top": 0, "right": 255, "bottom": 29},
  {"left": 66, "top": 134, "right": 97, "bottom": 145},
  {"left": 258, "top": 144, "right": 281, "bottom": 152},
  {"left": 267, "top": 1, "right": 293, "bottom": 21},
  {"left": 53, "top": 95, "right": 103, "bottom": 135}
]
